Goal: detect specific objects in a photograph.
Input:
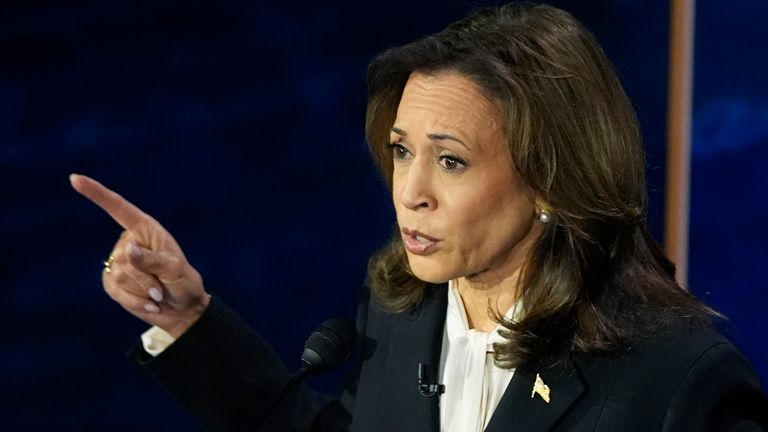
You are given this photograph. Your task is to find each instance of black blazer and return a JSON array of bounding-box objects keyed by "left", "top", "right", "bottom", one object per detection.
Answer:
[{"left": 131, "top": 283, "right": 768, "bottom": 431}]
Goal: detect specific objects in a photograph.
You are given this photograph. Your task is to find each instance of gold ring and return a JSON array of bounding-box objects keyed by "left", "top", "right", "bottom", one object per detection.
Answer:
[{"left": 103, "top": 255, "right": 115, "bottom": 273}]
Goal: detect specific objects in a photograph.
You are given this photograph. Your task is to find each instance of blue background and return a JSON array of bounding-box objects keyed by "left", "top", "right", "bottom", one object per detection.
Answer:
[{"left": 2, "top": 0, "right": 765, "bottom": 430}]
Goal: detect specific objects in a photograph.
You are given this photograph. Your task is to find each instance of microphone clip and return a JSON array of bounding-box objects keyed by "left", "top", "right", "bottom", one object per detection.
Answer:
[{"left": 417, "top": 363, "right": 445, "bottom": 398}]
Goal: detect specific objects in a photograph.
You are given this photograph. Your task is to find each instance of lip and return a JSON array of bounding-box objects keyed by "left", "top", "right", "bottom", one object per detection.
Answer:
[{"left": 401, "top": 228, "right": 441, "bottom": 256}]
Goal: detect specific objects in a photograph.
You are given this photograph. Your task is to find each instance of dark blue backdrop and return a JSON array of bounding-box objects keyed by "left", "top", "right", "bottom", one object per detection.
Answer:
[{"left": 2, "top": 1, "right": 765, "bottom": 430}]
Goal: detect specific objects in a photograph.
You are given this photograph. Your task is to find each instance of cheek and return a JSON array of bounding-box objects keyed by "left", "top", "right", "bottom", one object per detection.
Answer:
[
  {"left": 448, "top": 190, "right": 534, "bottom": 257},
  {"left": 455, "top": 202, "right": 510, "bottom": 245},
  {"left": 391, "top": 180, "right": 404, "bottom": 220},
  {"left": 391, "top": 167, "right": 405, "bottom": 203}
]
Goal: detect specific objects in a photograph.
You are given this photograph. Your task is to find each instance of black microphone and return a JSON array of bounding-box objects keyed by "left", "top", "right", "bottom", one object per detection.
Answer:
[
  {"left": 301, "top": 318, "right": 356, "bottom": 374},
  {"left": 252, "top": 318, "right": 356, "bottom": 431},
  {"left": 417, "top": 363, "right": 445, "bottom": 397}
]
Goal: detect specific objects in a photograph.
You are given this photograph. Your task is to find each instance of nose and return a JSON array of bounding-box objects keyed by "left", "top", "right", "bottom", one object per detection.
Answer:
[{"left": 397, "top": 160, "right": 437, "bottom": 211}]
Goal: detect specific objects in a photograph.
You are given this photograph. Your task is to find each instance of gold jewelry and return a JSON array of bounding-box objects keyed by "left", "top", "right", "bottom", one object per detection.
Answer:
[
  {"left": 531, "top": 373, "right": 551, "bottom": 403},
  {"left": 103, "top": 255, "right": 115, "bottom": 273}
]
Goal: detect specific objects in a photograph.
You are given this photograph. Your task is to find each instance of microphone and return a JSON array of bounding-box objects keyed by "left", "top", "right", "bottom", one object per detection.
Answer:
[
  {"left": 252, "top": 318, "right": 356, "bottom": 431},
  {"left": 301, "top": 318, "right": 356, "bottom": 374},
  {"left": 417, "top": 363, "right": 445, "bottom": 397}
]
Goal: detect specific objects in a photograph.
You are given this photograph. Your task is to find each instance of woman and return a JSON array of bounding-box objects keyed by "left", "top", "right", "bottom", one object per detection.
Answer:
[{"left": 71, "top": 3, "right": 767, "bottom": 431}]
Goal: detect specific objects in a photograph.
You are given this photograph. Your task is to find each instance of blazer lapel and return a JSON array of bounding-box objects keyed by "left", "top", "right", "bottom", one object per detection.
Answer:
[
  {"left": 381, "top": 283, "right": 448, "bottom": 432},
  {"left": 484, "top": 354, "right": 585, "bottom": 432}
]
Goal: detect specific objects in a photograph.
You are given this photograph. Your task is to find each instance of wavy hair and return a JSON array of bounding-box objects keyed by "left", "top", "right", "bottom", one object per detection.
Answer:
[{"left": 364, "top": 3, "right": 717, "bottom": 368}]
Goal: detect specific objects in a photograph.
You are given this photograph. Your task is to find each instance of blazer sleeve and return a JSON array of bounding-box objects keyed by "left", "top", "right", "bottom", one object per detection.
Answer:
[
  {"left": 127, "top": 294, "right": 364, "bottom": 432},
  {"left": 661, "top": 341, "right": 768, "bottom": 432}
]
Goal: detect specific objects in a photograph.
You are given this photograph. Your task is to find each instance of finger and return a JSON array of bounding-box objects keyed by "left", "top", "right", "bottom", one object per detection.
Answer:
[
  {"left": 102, "top": 252, "right": 153, "bottom": 298},
  {"left": 104, "top": 285, "right": 160, "bottom": 319},
  {"left": 118, "top": 247, "right": 167, "bottom": 302},
  {"left": 127, "top": 242, "right": 185, "bottom": 281},
  {"left": 102, "top": 232, "right": 143, "bottom": 295},
  {"left": 69, "top": 173, "right": 149, "bottom": 231},
  {"left": 103, "top": 270, "right": 161, "bottom": 315}
]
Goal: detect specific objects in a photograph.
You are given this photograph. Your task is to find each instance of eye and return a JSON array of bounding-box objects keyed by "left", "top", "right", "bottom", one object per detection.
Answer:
[
  {"left": 388, "top": 143, "right": 412, "bottom": 160},
  {"left": 438, "top": 154, "right": 468, "bottom": 172}
]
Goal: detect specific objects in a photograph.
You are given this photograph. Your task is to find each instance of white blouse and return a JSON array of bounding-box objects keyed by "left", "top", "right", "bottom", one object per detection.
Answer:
[
  {"left": 141, "top": 281, "right": 521, "bottom": 431},
  {"left": 438, "top": 280, "right": 520, "bottom": 432}
]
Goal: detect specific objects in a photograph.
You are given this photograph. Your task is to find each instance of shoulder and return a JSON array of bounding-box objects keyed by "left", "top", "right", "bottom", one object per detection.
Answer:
[
  {"left": 619, "top": 322, "right": 756, "bottom": 385},
  {"left": 574, "top": 320, "right": 753, "bottom": 382},
  {"left": 624, "top": 322, "right": 743, "bottom": 374},
  {"left": 573, "top": 322, "right": 768, "bottom": 431},
  {"left": 648, "top": 324, "right": 767, "bottom": 430}
]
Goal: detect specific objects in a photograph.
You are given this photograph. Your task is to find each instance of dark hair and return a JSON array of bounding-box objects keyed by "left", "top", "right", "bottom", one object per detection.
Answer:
[{"left": 364, "top": 2, "right": 717, "bottom": 368}]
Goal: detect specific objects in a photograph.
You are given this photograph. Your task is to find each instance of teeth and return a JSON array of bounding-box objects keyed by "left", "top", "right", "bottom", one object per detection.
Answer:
[{"left": 415, "top": 235, "right": 427, "bottom": 242}]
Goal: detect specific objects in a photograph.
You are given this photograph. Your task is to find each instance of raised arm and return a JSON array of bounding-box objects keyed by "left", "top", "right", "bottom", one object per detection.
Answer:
[{"left": 70, "top": 174, "right": 210, "bottom": 338}]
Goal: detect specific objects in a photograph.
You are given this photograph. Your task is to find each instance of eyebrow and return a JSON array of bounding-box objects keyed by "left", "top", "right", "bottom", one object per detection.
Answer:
[{"left": 391, "top": 127, "right": 469, "bottom": 150}]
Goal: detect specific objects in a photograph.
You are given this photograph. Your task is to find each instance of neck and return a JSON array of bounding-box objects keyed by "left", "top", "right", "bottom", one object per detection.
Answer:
[{"left": 457, "top": 269, "right": 521, "bottom": 333}]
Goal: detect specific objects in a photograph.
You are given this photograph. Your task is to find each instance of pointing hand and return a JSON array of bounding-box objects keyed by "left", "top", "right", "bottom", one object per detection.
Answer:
[{"left": 71, "top": 174, "right": 210, "bottom": 338}]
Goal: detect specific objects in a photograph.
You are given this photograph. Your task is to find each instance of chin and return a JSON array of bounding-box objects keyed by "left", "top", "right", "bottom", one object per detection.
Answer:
[{"left": 406, "top": 255, "right": 455, "bottom": 284}]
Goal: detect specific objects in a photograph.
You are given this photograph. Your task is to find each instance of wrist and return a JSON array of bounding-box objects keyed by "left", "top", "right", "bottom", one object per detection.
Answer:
[{"left": 166, "top": 292, "right": 211, "bottom": 339}]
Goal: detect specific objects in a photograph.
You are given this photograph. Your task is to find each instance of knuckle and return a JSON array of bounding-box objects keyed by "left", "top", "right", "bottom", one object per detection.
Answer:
[
  {"left": 169, "top": 255, "right": 183, "bottom": 271},
  {"left": 112, "top": 231, "right": 130, "bottom": 248},
  {"left": 190, "top": 268, "right": 203, "bottom": 285},
  {"left": 154, "top": 253, "right": 180, "bottom": 276},
  {"left": 170, "top": 259, "right": 189, "bottom": 281},
  {"left": 103, "top": 283, "right": 118, "bottom": 299},
  {"left": 112, "top": 269, "right": 129, "bottom": 285}
]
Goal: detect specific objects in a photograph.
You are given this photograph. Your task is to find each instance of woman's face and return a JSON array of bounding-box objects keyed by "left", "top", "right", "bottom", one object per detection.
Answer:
[{"left": 391, "top": 72, "right": 541, "bottom": 284}]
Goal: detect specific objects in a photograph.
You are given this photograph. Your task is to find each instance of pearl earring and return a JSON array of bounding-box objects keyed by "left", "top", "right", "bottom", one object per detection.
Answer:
[{"left": 538, "top": 209, "right": 552, "bottom": 224}]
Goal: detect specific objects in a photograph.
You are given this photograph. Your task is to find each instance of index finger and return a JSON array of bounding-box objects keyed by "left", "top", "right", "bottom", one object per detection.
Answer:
[{"left": 69, "top": 173, "right": 149, "bottom": 230}]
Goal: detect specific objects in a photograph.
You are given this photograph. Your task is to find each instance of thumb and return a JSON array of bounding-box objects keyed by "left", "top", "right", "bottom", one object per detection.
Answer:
[{"left": 126, "top": 242, "right": 184, "bottom": 280}]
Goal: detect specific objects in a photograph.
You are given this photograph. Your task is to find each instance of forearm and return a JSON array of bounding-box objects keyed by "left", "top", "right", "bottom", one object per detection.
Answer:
[{"left": 129, "top": 296, "right": 326, "bottom": 431}]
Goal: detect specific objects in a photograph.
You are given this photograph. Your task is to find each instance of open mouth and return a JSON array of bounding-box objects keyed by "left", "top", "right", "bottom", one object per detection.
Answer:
[{"left": 402, "top": 228, "right": 441, "bottom": 256}]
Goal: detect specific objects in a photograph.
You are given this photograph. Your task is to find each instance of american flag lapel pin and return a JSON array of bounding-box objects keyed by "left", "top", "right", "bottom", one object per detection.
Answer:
[{"left": 531, "top": 373, "right": 551, "bottom": 403}]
